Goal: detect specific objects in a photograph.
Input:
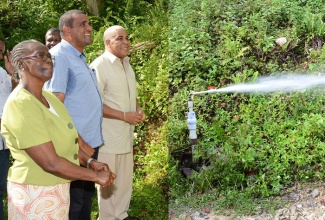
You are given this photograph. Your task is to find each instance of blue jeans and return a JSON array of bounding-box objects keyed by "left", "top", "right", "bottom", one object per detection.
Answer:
[{"left": 0, "top": 149, "right": 9, "bottom": 220}]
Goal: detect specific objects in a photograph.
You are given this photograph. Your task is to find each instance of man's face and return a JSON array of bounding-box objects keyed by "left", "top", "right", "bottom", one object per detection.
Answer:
[
  {"left": 45, "top": 32, "right": 61, "bottom": 49},
  {"left": 0, "top": 41, "right": 5, "bottom": 60},
  {"left": 106, "top": 28, "right": 130, "bottom": 59},
  {"left": 67, "top": 13, "right": 93, "bottom": 51}
]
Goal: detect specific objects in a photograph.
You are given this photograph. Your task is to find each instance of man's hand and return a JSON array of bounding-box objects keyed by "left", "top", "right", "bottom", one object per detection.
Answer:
[
  {"left": 124, "top": 109, "right": 146, "bottom": 125},
  {"left": 4, "top": 50, "right": 14, "bottom": 76},
  {"left": 137, "top": 108, "right": 146, "bottom": 123}
]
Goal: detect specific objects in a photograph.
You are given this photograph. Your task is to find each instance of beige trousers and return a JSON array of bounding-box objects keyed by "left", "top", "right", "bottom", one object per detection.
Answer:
[{"left": 97, "top": 152, "right": 133, "bottom": 220}]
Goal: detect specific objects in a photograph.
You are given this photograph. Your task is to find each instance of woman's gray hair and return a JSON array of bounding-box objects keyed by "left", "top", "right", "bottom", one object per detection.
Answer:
[{"left": 11, "top": 39, "right": 39, "bottom": 81}]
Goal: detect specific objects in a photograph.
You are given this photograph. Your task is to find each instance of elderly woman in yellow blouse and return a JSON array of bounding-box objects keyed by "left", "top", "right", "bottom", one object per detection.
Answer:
[{"left": 1, "top": 39, "right": 116, "bottom": 220}]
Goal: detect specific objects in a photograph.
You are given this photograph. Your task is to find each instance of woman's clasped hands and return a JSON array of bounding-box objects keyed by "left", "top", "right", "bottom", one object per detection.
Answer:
[{"left": 90, "top": 160, "right": 116, "bottom": 188}]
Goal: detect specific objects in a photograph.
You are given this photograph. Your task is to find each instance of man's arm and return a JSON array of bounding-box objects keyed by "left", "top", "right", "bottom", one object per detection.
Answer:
[
  {"left": 53, "top": 92, "right": 65, "bottom": 102},
  {"left": 78, "top": 133, "right": 95, "bottom": 157},
  {"left": 4, "top": 50, "right": 13, "bottom": 76},
  {"left": 4, "top": 50, "right": 18, "bottom": 89}
]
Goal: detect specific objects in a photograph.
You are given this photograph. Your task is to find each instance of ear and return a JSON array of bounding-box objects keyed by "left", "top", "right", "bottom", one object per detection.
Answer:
[
  {"left": 18, "top": 61, "right": 26, "bottom": 71},
  {"left": 62, "top": 25, "right": 70, "bottom": 36},
  {"left": 105, "top": 39, "right": 110, "bottom": 47}
]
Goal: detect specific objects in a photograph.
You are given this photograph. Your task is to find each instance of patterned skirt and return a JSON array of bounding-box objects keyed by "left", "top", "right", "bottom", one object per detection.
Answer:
[{"left": 7, "top": 181, "right": 70, "bottom": 220}]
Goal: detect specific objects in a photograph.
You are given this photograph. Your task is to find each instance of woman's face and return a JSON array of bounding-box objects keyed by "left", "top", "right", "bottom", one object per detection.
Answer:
[{"left": 21, "top": 43, "right": 53, "bottom": 82}]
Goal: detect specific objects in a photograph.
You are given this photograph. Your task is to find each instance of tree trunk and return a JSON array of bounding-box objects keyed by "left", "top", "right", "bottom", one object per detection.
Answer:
[{"left": 86, "top": 0, "right": 100, "bottom": 16}]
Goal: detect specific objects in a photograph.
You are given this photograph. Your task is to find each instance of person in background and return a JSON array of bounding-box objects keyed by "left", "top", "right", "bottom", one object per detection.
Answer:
[
  {"left": 0, "top": 37, "right": 14, "bottom": 220},
  {"left": 44, "top": 10, "right": 105, "bottom": 220},
  {"left": 90, "top": 25, "right": 146, "bottom": 220},
  {"left": 45, "top": 28, "right": 61, "bottom": 49},
  {"left": 2, "top": 39, "right": 115, "bottom": 220}
]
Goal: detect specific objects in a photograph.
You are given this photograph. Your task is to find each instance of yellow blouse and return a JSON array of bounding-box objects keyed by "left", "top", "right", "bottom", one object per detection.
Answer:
[{"left": 1, "top": 86, "right": 79, "bottom": 185}]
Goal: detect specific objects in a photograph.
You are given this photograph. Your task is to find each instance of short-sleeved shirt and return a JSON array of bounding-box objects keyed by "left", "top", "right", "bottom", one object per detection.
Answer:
[
  {"left": 0, "top": 67, "right": 12, "bottom": 150},
  {"left": 90, "top": 51, "right": 136, "bottom": 154},
  {"left": 44, "top": 39, "right": 103, "bottom": 148},
  {"left": 1, "top": 86, "right": 79, "bottom": 185},
  {"left": 0, "top": 67, "right": 12, "bottom": 118}
]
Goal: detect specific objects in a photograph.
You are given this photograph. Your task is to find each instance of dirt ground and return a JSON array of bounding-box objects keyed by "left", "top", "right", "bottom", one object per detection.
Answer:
[{"left": 169, "top": 181, "right": 325, "bottom": 220}]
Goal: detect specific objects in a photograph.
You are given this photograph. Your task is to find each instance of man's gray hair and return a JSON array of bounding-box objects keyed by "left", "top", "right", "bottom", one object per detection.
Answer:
[
  {"left": 59, "top": 9, "right": 85, "bottom": 36},
  {"left": 103, "top": 25, "right": 125, "bottom": 43}
]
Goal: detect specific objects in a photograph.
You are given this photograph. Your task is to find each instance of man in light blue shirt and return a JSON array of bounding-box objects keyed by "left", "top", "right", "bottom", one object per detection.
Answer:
[
  {"left": 46, "top": 39, "right": 103, "bottom": 149},
  {"left": 44, "top": 10, "right": 104, "bottom": 220}
]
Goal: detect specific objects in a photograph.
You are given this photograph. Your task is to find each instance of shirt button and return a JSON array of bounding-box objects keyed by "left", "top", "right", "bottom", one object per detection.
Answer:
[
  {"left": 75, "top": 138, "right": 78, "bottom": 144},
  {"left": 68, "top": 123, "right": 74, "bottom": 129},
  {"left": 74, "top": 154, "right": 78, "bottom": 160}
]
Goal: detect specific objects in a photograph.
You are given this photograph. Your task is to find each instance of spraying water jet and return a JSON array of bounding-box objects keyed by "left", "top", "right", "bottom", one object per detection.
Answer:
[{"left": 186, "top": 73, "right": 325, "bottom": 171}]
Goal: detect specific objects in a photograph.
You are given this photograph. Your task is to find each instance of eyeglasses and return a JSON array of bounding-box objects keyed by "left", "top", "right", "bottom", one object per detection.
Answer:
[{"left": 22, "top": 54, "right": 55, "bottom": 62}]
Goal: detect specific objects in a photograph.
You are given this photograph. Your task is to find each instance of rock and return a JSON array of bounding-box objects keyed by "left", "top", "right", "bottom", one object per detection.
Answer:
[
  {"left": 311, "top": 188, "right": 320, "bottom": 198},
  {"left": 182, "top": 168, "right": 193, "bottom": 177},
  {"left": 202, "top": 207, "right": 210, "bottom": 214},
  {"left": 306, "top": 199, "right": 317, "bottom": 208},
  {"left": 289, "top": 204, "right": 296, "bottom": 213},
  {"left": 290, "top": 212, "right": 301, "bottom": 220},
  {"left": 275, "top": 37, "right": 287, "bottom": 47},
  {"left": 296, "top": 204, "right": 303, "bottom": 210},
  {"left": 274, "top": 208, "right": 290, "bottom": 220},
  {"left": 169, "top": 209, "right": 176, "bottom": 219},
  {"left": 289, "top": 192, "right": 300, "bottom": 202},
  {"left": 320, "top": 199, "right": 325, "bottom": 206},
  {"left": 192, "top": 211, "right": 201, "bottom": 218}
]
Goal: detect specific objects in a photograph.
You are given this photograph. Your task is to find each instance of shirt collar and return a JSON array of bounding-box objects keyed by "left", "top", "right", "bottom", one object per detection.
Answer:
[
  {"left": 60, "top": 39, "right": 85, "bottom": 58},
  {"left": 104, "top": 50, "right": 130, "bottom": 64}
]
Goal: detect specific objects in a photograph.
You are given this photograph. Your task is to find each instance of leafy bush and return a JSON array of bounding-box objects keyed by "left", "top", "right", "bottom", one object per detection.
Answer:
[
  {"left": 169, "top": 0, "right": 325, "bottom": 207},
  {"left": 0, "top": 0, "right": 168, "bottom": 219}
]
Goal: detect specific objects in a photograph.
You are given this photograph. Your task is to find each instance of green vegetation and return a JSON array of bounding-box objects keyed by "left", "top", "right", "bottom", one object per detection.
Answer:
[
  {"left": 0, "top": 0, "right": 167, "bottom": 219},
  {"left": 169, "top": 0, "right": 325, "bottom": 215},
  {"left": 4, "top": 0, "right": 325, "bottom": 217}
]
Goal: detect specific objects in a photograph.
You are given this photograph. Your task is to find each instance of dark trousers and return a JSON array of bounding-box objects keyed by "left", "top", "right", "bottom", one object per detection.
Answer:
[
  {"left": 0, "top": 149, "right": 9, "bottom": 220},
  {"left": 69, "top": 147, "right": 99, "bottom": 220}
]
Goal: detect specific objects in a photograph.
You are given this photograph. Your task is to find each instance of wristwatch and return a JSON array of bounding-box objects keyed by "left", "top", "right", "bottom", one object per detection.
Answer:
[{"left": 86, "top": 158, "right": 96, "bottom": 168}]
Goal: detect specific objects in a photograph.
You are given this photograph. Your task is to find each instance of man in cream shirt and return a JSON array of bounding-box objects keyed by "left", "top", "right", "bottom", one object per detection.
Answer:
[{"left": 90, "top": 25, "right": 146, "bottom": 220}]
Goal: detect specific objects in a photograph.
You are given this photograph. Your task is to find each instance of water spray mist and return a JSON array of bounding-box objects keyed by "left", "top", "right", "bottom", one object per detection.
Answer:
[{"left": 187, "top": 73, "right": 325, "bottom": 162}]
